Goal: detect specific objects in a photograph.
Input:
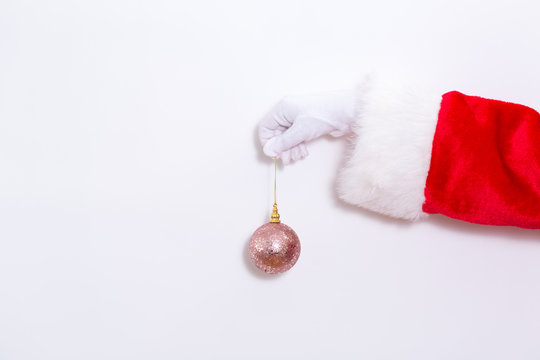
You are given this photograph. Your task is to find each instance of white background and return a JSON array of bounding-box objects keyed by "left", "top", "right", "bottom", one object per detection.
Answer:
[{"left": 1, "top": 0, "right": 540, "bottom": 359}]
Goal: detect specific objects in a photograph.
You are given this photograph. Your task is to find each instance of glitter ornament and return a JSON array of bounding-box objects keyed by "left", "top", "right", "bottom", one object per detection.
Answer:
[{"left": 249, "top": 158, "right": 301, "bottom": 273}]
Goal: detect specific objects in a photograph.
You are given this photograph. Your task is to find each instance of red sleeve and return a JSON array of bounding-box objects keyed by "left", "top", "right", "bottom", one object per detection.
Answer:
[{"left": 423, "top": 91, "right": 540, "bottom": 229}]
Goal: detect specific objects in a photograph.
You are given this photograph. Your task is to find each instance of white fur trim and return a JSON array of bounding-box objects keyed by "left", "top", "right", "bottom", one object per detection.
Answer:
[{"left": 336, "top": 74, "right": 442, "bottom": 221}]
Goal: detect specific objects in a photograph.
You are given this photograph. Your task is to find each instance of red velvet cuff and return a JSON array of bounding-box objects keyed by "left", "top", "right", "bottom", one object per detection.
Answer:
[{"left": 423, "top": 91, "right": 540, "bottom": 229}]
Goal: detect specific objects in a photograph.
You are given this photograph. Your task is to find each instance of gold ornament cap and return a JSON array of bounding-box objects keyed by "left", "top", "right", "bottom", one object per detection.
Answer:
[{"left": 270, "top": 203, "right": 280, "bottom": 223}]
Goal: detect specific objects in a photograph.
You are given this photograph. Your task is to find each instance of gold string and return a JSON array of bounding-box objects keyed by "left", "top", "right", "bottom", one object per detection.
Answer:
[
  {"left": 270, "top": 156, "right": 281, "bottom": 223},
  {"left": 274, "top": 156, "right": 277, "bottom": 205}
]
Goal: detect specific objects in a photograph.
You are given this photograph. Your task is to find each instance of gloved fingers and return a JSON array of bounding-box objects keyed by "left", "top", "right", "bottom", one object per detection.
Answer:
[
  {"left": 298, "top": 143, "right": 309, "bottom": 157},
  {"left": 290, "top": 145, "right": 302, "bottom": 162},
  {"left": 280, "top": 149, "right": 292, "bottom": 165},
  {"left": 289, "top": 143, "right": 308, "bottom": 162},
  {"left": 259, "top": 123, "right": 286, "bottom": 146},
  {"left": 262, "top": 120, "right": 311, "bottom": 158},
  {"left": 258, "top": 101, "right": 293, "bottom": 145}
]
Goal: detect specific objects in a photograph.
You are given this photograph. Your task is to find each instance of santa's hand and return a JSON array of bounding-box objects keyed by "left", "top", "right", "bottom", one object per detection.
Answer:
[{"left": 258, "top": 89, "right": 356, "bottom": 164}]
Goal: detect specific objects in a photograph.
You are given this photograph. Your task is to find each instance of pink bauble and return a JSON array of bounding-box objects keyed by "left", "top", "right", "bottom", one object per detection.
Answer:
[{"left": 249, "top": 222, "right": 301, "bottom": 274}]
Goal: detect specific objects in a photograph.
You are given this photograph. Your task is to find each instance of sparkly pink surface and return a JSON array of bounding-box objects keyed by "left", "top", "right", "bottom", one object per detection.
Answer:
[{"left": 249, "top": 222, "right": 301, "bottom": 274}]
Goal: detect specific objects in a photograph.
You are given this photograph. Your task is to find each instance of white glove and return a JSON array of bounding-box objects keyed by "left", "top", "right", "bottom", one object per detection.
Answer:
[{"left": 258, "top": 89, "right": 357, "bottom": 164}]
